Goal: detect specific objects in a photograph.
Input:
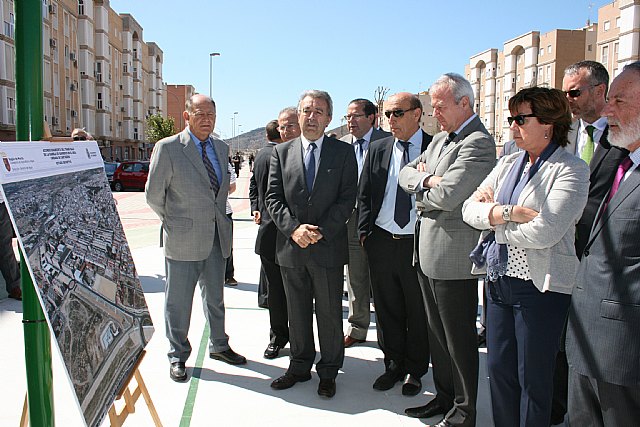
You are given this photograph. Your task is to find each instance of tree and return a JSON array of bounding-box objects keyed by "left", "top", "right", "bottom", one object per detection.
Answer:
[{"left": 145, "top": 114, "right": 176, "bottom": 143}]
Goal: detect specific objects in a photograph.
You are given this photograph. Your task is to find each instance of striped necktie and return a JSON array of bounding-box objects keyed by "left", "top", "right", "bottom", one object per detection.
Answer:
[
  {"left": 394, "top": 140, "right": 411, "bottom": 228},
  {"left": 200, "top": 139, "right": 220, "bottom": 195}
]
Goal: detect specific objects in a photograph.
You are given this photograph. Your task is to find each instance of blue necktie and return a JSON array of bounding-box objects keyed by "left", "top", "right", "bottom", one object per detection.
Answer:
[
  {"left": 200, "top": 140, "right": 220, "bottom": 195},
  {"left": 305, "top": 142, "right": 317, "bottom": 193},
  {"left": 394, "top": 141, "right": 411, "bottom": 228}
]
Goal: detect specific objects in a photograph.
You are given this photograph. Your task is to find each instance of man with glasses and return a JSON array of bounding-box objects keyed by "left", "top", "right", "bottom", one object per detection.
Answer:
[
  {"left": 277, "top": 106, "right": 301, "bottom": 142},
  {"left": 358, "top": 92, "right": 431, "bottom": 396},
  {"left": 146, "top": 94, "right": 246, "bottom": 383},
  {"left": 400, "top": 74, "right": 495, "bottom": 427},
  {"left": 71, "top": 128, "right": 93, "bottom": 141},
  {"left": 339, "top": 98, "right": 390, "bottom": 349},
  {"left": 266, "top": 90, "right": 357, "bottom": 398}
]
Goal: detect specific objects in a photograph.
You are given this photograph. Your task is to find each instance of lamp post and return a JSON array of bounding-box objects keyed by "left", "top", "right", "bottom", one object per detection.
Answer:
[
  {"left": 236, "top": 124, "right": 242, "bottom": 153},
  {"left": 209, "top": 52, "right": 220, "bottom": 98}
]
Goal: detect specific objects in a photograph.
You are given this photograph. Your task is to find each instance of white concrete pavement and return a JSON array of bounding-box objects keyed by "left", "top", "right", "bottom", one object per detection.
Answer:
[{"left": 1, "top": 164, "right": 496, "bottom": 427}]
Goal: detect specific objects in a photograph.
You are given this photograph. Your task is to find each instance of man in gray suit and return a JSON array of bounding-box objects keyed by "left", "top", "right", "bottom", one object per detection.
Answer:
[
  {"left": 400, "top": 74, "right": 495, "bottom": 427},
  {"left": 566, "top": 61, "right": 640, "bottom": 426},
  {"left": 340, "top": 98, "right": 390, "bottom": 348},
  {"left": 266, "top": 90, "right": 357, "bottom": 398},
  {"left": 146, "top": 94, "right": 246, "bottom": 383}
]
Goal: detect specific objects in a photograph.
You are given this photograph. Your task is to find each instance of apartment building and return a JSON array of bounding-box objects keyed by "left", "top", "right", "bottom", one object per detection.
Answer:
[
  {"left": 166, "top": 84, "right": 195, "bottom": 132},
  {"left": 0, "top": 0, "right": 164, "bottom": 161}
]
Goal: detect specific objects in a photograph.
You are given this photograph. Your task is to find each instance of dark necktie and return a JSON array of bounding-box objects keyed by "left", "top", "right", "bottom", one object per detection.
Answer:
[
  {"left": 356, "top": 138, "right": 366, "bottom": 163},
  {"left": 394, "top": 141, "right": 412, "bottom": 228},
  {"left": 200, "top": 140, "right": 220, "bottom": 195},
  {"left": 439, "top": 132, "right": 457, "bottom": 157},
  {"left": 305, "top": 142, "right": 317, "bottom": 193},
  {"left": 598, "top": 156, "right": 633, "bottom": 223},
  {"left": 581, "top": 125, "right": 595, "bottom": 164}
]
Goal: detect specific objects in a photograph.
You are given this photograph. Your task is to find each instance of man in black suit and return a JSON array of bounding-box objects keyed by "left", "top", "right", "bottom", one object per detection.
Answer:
[
  {"left": 358, "top": 92, "right": 431, "bottom": 396},
  {"left": 249, "top": 119, "right": 288, "bottom": 359},
  {"left": 340, "top": 98, "right": 390, "bottom": 348},
  {"left": 265, "top": 90, "right": 358, "bottom": 398},
  {"left": 566, "top": 61, "right": 640, "bottom": 427}
]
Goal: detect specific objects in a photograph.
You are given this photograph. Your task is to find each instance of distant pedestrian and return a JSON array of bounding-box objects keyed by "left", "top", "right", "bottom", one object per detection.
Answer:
[
  {"left": 232, "top": 152, "right": 242, "bottom": 176},
  {"left": 248, "top": 153, "right": 255, "bottom": 172}
]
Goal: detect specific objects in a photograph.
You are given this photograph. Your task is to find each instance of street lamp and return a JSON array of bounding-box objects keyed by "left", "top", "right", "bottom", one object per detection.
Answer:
[
  {"left": 236, "top": 124, "right": 242, "bottom": 153},
  {"left": 209, "top": 52, "right": 220, "bottom": 98}
]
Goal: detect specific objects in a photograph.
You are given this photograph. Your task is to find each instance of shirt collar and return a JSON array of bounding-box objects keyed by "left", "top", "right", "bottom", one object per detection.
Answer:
[
  {"left": 301, "top": 134, "right": 324, "bottom": 152},
  {"left": 395, "top": 128, "right": 422, "bottom": 146},
  {"left": 452, "top": 113, "right": 477, "bottom": 136},
  {"left": 579, "top": 117, "right": 608, "bottom": 133},
  {"left": 187, "top": 127, "right": 210, "bottom": 145},
  {"left": 354, "top": 127, "right": 374, "bottom": 144}
]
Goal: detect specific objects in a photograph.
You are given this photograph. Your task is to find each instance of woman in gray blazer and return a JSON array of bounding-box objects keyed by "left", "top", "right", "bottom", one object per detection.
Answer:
[{"left": 462, "top": 87, "right": 589, "bottom": 427}]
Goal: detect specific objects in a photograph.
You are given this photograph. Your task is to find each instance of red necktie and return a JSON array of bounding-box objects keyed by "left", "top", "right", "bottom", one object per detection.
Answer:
[{"left": 598, "top": 156, "right": 633, "bottom": 223}]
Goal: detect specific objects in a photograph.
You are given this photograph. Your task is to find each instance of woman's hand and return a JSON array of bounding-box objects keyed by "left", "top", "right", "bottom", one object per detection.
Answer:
[{"left": 473, "top": 186, "right": 495, "bottom": 203}]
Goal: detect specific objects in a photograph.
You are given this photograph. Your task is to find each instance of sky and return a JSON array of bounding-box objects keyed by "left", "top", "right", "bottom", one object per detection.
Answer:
[{"left": 110, "top": 0, "right": 609, "bottom": 140}]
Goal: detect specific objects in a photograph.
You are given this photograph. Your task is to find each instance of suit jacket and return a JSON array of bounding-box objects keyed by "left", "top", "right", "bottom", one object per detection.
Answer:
[
  {"left": 265, "top": 136, "right": 358, "bottom": 268},
  {"left": 249, "top": 143, "right": 278, "bottom": 256},
  {"left": 567, "top": 159, "right": 640, "bottom": 387},
  {"left": 145, "top": 128, "right": 232, "bottom": 261},
  {"left": 357, "top": 131, "right": 432, "bottom": 237},
  {"left": 463, "top": 148, "right": 589, "bottom": 293},
  {"left": 399, "top": 116, "right": 496, "bottom": 280}
]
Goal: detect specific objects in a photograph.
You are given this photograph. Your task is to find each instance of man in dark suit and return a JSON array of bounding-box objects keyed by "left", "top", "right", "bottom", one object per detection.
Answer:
[
  {"left": 265, "top": 90, "right": 358, "bottom": 398},
  {"left": 250, "top": 119, "right": 288, "bottom": 359},
  {"left": 339, "top": 98, "right": 390, "bottom": 348},
  {"left": 566, "top": 61, "right": 640, "bottom": 426},
  {"left": 400, "top": 74, "right": 495, "bottom": 427},
  {"left": 358, "top": 92, "right": 431, "bottom": 396}
]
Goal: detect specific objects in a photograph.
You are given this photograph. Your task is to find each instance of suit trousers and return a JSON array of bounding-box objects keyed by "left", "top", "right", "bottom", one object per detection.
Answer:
[
  {"left": 0, "top": 203, "right": 19, "bottom": 293},
  {"left": 364, "top": 227, "right": 430, "bottom": 377},
  {"left": 418, "top": 271, "right": 478, "bottom": 427},
  {"left": 345, "top": 210, "right": 371, "bottom": 340},
  {"left": 280, "top": 262, "right": 344, "bottom": 379},
  {"left": 568, "top": 369, "right": 640, "bottom": 427},
  {"left": 257, "top": 264, "right": 269, "bottom": 308},
  {"left": 165, "top": 231, "right": 229, "bottom": 363},
  {"left": 261, "top": 254, "right": 289, "bottom": 346},
  {"left": 486, "top": 276, "right": 570, "bottom": 427}
]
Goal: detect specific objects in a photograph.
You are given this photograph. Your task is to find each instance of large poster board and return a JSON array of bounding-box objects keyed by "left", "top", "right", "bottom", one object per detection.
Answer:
[{"left": 0, "top": 142, "right": 154, "bottom": 427}]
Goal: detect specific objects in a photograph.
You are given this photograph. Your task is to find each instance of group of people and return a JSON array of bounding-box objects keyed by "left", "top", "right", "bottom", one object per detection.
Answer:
[{"left": 144, "top": 59, "right": 640, "bottom": 427}]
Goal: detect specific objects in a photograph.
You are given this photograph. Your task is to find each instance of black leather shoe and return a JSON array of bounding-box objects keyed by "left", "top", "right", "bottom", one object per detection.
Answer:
[
  {"left": 263, "top": 343, "right": 282, "bottom": 359},
  {"left": 210, "top": 348, "right": 247, "bottom": 365},
  {"left": 405, "top": 398, "right": 447, "bottom": 418},
  {"left": 169, "top": 362, "right": 187, "bottom": 382},
  {"left": 317, "top": 378, "right": 336, "bottom": 398},
  {"left": 373, "top": 368, "right": 404, "bottom": 391},
  {"left": 270, "top": 371, "right": 312, "bottom": 390},
  {"left": 427, "top": 419, "right": 453, "bottom": 427},
  {"left": 402, "top": 374, "right": 422, "bottom": 396}
]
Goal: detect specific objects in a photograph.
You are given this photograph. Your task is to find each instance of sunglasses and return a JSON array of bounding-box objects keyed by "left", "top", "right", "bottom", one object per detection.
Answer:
[
  {"left": 507, "top": 114, "right": 536, "bottom": 126},
  {"left": 73, "top": 136, "right": 87, "bottom": 141},
  {"left": 384, "top": 107, "right": 417, "bottom": 119},
  {"left": 563, "top": 84, "right": 597, "bottom": 98}
]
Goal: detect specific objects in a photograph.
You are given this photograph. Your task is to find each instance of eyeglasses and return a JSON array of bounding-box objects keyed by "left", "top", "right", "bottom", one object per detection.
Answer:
[
  {"left": 507, "top": 114, "right": 536, "bottom": 126},
  {"left": 279, "top": 123, "right": 298, "bottom": 131},
  {"left": 343, "top": 113, "right": 367, "bottom": 121},
  {"left": 563, "top": 84, "right": 597, "bottom": 98},
  {"left": 191, "top": 112, "right": 215, "bottom": 119},
  {"left": 384, "top": 107, "right": 417, "bottom": 119},
  {"left": 72, "top": 136, "right": 87, "bottom": 141}
]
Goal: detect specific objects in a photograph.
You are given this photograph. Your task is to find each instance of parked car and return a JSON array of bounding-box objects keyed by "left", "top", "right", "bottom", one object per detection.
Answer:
[
  {"left": 112, "top": 161, "right": 150, "bottom": 191},
  {"left": 103, "top": 162, "right": 119, "bottom": 188}
]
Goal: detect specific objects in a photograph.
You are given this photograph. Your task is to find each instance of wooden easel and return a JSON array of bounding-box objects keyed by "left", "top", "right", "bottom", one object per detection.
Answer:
[
  {"left": 19, "top": 351, "right": 162, "bottom": 427},
  {"left": 107, "top": 350, "right": 163, "bottom": 427}
]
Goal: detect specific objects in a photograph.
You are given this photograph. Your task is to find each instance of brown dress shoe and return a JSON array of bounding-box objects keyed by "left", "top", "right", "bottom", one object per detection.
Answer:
[
  {"left": 8, "top": 287, "right": 22, "bottom": 300},
  {"left": 344, "top": 335, "right": 365, "bottom": 348}
]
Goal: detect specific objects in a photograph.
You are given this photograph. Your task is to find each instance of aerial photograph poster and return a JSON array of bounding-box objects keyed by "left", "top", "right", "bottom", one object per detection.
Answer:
[{"left": 0, "top": 141, "right": 155, "bottom": 427}]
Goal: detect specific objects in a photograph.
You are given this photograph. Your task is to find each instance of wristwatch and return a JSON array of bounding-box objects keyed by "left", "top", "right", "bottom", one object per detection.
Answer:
[{"left": 502, "top": 205, "right": 513, "bottom": 222}]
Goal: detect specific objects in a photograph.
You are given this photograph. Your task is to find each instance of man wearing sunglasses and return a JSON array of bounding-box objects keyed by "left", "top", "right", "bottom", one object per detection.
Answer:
[
  {"left": 400, "top": 73, "right": 495, "bottom": 427},
  {"left": 339, "top": 98, "right": 390, "bottom": 349},
  {"left": 358, "top": 92, "right": 431, "bottom": 397},
  {"left": 71, "top": 128, "right": 93, "bottom": 141}
]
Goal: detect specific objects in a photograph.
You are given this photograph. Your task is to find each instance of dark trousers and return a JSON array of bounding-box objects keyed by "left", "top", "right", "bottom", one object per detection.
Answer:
[
  {"left": 224, "top": 213, "right": 234, "bottom": 279},
  {"left": 261, "top": 254, "right": 288, "bottom": 346},
  {"left": 419, "top": 271, "right": 478, "bottom": 427},
  {"left": 364, "top": 227, "right": 430, "bottom": 377},
  {"left": 257, "top": 265, "right": 269, "bottom": 308},
  {"left": 568, "top": 368, "right": 640, "bottom": 427},
  {"left": 280, "top": 263, "right": 344, "bottom": 379},
  {"left": 486, "top": 276, "right": 570, "bottom": 427},
  {"left": 0, "top": 203, "right": 19, "bottom": 293}
]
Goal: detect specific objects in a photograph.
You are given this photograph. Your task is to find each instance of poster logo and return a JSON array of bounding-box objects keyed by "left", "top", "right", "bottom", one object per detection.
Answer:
[{"left": 1, "top": 152, "right": 10, "bottom": 172}]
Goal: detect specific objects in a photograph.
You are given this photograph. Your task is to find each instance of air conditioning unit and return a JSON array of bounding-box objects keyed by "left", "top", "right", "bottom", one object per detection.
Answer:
[
  {"left": 120, "top": 107, "right": 125, "bottom": 112},
  {"left": 118, "top": 121, "right": 122, "bottom": 126},
  {"left": 71, "top": 110, "right": 78, "bottom": 117},
  {"left": 70, "top": 52, "right": 76, "bottom": 61},
  {"left": 49, "top": 4, "right": 57, "bottom": 14},
  {"left": 52, "top": 117, "right": 59, "bottom": 125},
  {"left": 119, "top": 84, "right": 123, "bottom": 90},
  {"left": 70, "top": 83, "right": 77, "bottom": 91},
  {"left": 50, "top": 38, "right": 57, "bottom": 48}
]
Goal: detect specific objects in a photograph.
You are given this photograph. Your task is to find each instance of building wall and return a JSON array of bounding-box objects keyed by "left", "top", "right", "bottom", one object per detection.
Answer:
[{"left": 166, "top": 84, "right": 195, "bottom": 133}]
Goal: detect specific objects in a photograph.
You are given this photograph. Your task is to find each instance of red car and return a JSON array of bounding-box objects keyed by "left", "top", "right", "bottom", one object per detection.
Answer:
[{"left": 112, "top": 161, "right": 150, "bottom": 191}]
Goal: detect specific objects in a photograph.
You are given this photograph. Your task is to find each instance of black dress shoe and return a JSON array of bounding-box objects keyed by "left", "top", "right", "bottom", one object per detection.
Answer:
[
  {"left": 169, "top": 362, "right": 187, "bottom": 382},
  {"left": 210, "top": 348, "right": 247, "bottom": 365},
  {"left": 405, "top": 398, "right": 447, "bottom": 418},
  {"left": 402, "top": 374, "right": 422, "bottom": 396},
  {"left": 373, "top": 368, "right": 404, "bottom": 391},
  {"left": 317, "top": 378, "right": 336, "bottom": 398},
  {"left": 427, "top": 419, "right": 453, "bottom": 427},
  {"left": 263, "top": 343, "right": 282, "bottom": 359},
  {"left": 270, "top": 371, "right": 312, "bottom": 390}
]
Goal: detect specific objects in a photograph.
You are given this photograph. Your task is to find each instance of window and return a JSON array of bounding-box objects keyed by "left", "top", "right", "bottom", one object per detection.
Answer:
[
  {"left": 602, "top": 45, "right": 609, "bottom": 65},
  {"left": 4, "top": 12, "right": 15, "bottom": 39},
  {"left": 7, "top": 97, "right": 15, "bottom": 124},
  {"left": 97, "top": 92, "right": 103, "bottom": 109},
  {"left": 78, "top": 0, "right": 84, "bottom": 15},
  {"left": 133, "top": 48, "right": 138, "bottom": 59},
  {"left": 614, "top": 42, "right": 619, "bottom": 55},
  {"left": 546, "top": 65, "right": 551, "bottom": 82},
  {"left": 123, "top": 62, "right": 128, "bottom": 73},
  {"left": 96, "top": 61, "right": 102, "bottom": 82},
  {"left": 616, "top": 17, "right": 621, "bottom": 28},
  {"left": 539, "top": 47, "right": 544, "bottom": 56},
  {"left": 134, "top": 127, "right": 139, "bottom": 140},
  {"left": 547, "top": 45, "right": 552, "bottom": 54},
  {"left": 588, "top": 44, "right": 593, "bottom": 52},
  {"left": 604, "top": 20, "right": 610, "bottom": 31}
]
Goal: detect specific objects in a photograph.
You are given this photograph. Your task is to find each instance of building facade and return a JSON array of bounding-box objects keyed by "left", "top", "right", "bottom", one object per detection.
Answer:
[
  {"left": 0, "top": 0, "right": 164, "bottom": 161},
  {"left": 166, "top": 84, "right": 195, "bottom": 133}
]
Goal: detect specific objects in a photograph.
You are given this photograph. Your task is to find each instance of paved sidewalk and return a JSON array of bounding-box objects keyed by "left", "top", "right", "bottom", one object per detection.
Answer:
[{"left": 1, "top": 165, "right": 496, "bottom": 427}]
